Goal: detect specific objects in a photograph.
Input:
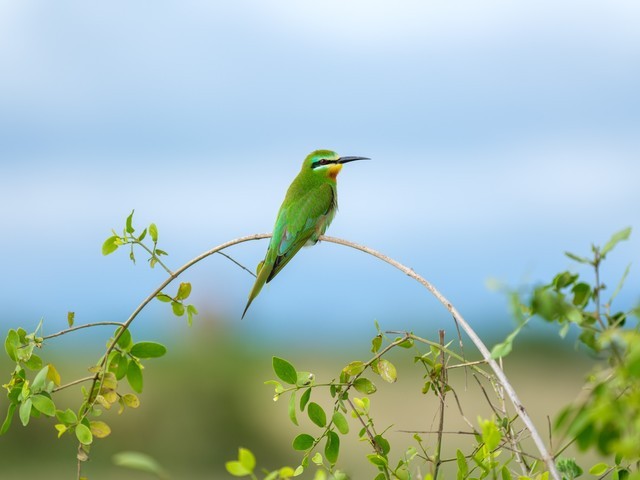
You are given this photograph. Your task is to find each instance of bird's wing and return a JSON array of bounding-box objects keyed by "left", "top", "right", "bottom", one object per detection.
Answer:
[{"left": 267, "top": 183, "right": 335, "bottom": 283}]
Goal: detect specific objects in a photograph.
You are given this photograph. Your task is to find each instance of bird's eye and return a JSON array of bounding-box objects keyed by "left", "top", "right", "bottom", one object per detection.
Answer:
[{"left": 311, "top": 159, "right": 330, "bottom": 168}]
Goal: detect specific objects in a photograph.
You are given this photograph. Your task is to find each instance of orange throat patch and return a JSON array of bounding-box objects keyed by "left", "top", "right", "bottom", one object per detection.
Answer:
[{"left": 328, "top": 164, "right": 343, "bottom": 180}]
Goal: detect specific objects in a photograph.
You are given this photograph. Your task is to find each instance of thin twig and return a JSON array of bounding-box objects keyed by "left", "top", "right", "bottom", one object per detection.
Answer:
[
  {"left": 43, "top": 322, "right": 126, "bottom": 340},
  {"left": 451, "top": 313, "right": 469, "bottom": 389},
  {"left": 131, "top": 239, "right": 173, "bottom": 276},
  {"left": 473, "top": 374, "right": 502, "bottom": 417},
  {"left": 345, "top": 396, "right": 382, "bottom": 454},
  {"left": 409, "top": 333, "right": 492, "bottom": 380},
  {"left": 53, "top": 375, "right": 95, "bottom": 393},
  {"left": 447, "top": 359, "right": 488, "bottom": 369},
  {"left": 449, "top": 387, "right": 476, "bottom": 431},
  {"left": 400, "top": 429, "right": 477, "bottom": 436},
  {"left": 217, "top": 251, "right": 257, "bottom": 278}
]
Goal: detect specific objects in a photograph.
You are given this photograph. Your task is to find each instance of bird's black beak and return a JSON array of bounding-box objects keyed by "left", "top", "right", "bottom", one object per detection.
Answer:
[{"left": 337, "top": 156, "right": 370, "bottom": 164}]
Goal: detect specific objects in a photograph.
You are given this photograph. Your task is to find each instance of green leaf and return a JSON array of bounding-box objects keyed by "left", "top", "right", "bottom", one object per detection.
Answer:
[
  {"left": 102, "top": 371, "right": 117, "bottom": 390},
  {"left": 5, "top": 329, "right": 19, "bottom": 362},
  {"left": 90, "top": 420, "right": 112, "bottom": 438},
  {"left": 171, "top": 301, "right": 185, "bottom": 317},
  {"left": 371, "top": 335, "right": 382, "bottom": 353},
  {"left": 292, "top": 433, "right": 315, "bottom": 450},
  {"left": 138, "top": 228, "right": 147, "bottom": 242},
  {"left": 571, "top": 282, "right": 591, "bottom": 307},
  {"left": 490, "top": 323, "right": 525, "bottom": 359},
  {"left": 376, "top": 359, "right": 397, "bottom": 383},
  {"left": 610, "top": 263, "right": 632, "bottom": 304},
  {"left": 265, "top": 380, "right": 284, "bottom": 398},
  {"left": 56, "top": 408, "right": 78, "bottom": 425},
  {"left": 115, "top": 353, "right": 129, "bottom": 380},
  {"left": 149, "top": 223, "right": 158, "bottom": 243},
  {"left": 289, "top": 391, "right": 298, "bottom": 426},
  {"left": 559, "top": 322, "right": 571, "bottom": 339},
  {"left": 456, "top": 449, "right": 468, "bottom": 475},
  {"left": 564, "top": 251, "right": 592, "bottom": 264},
  {"left": 531, "top": 287, "right": 564, "bottom": 321},
  {"left": 122, "top": 393, "right": 140, "bottom": 408},
  {"left": 342, "top": 361, "right": 365, "bottom": 377},
  {"left": 312, "top": 452, "right": 323, "bottom": 465},
  {"left": 23, "top": 353, "right": 43, "bottom": 371},
  {"left": 225, "top": 459, "right": 252, "bottom": 477},
  {"left": 557, "top": 457, "right": 583, "bottom": 479},
  {"left": 8, "top": 385, "right": 21, "bottom": 404},
  {"left": 225, "top": 460, "right": 249, "bottom": 476},
  {"left": 156, "top": 293, "right": 172, "bottom": 303},
  {"left": 601, "top": 227, "right": 631, "bottom": 257},
  {"left": 102, "top": 235, "right": 120, "bottom": 255},
  {"left": 238, "top": 447, "right": 256, "bottom": 472},
  {"left": 367, "top": 454, "right": 388, "bottom": 467},
  {"left": 553, "top": 271, "right": 578, "bottom": 290},
  {"left": 374, "top": 434, "right": 390, "bottom": 455},
  {"left": 32, "top": 365, "right": 50, "bottom": 391},
  {"left": 176, "top": 282, "right": 192, "bottom": 301},
  {"left": 16, "top": 327, "right": 28, "bottom": 342},
  {"left": 113, "top": 451, "right": 169, "bottom": 479},
  {"left": 130, "top": 341, "right": 167, "bottom": 359},
  {"left": 75, "top": 423, "right": 93, "bottom": 445},
  {"left": 19, "top": 398, "right": 32, "bottom": 426},
  {"left": 566, "top": 307, "right": 583, "bottom": 325},
  {"left": 125, "top": 210, "right": 135, "bottom": 234},
  {"left": 501, "top": 465, "right": 512, "bottom": 480},
  {"left": 296, "top": 371, "right": 314, "bottom": 386},
  {"left": 116, "top": 327, "right": 133, "bottom": 351},
  {"left": 186, "top": 304, "right": 198, "bottom": 326},
  {"left": 589, "top": 462, "right": 609, "bottom": 475},
  {"left": 300, "top": 387, "right": 311, "bottom": 411},
  {"left": 324, "top": 431, "right": 340, "bottom": 464},
  {"left": 67, "top": 311, "right": 75, "bottom": 327},
  {"left": 308, "top": 402, "right": 327, "bottom": 427},
  {"left": 127, "top": 361, "right": 143, "bottom": 393},
  {"left": 1, "top": 403, "right": 16, "bottom": 434},
  {"left": 490, "top": 340, "right": 512, "bottom": 359},
  {"left": 352, "top": 396, "right": 370, "bottom": 415},
  {"left": 15, "top": 341, "right": 34, "bottom": 363},
  {"left": 272, "top": 357, "right": 298, "bottom": 385},
  {"left": 353, "top": 377, "right": 377, "bottom": 394},
  {"left": 332, "top": 411, "right": 349, "bottom": 435},
  {"left": 395, "top": 464, "right": 410, "bottom": 480},
  {"left": 480, "top": 418, "right": 501, "bottom": 451},
  {"left": 31, "top": 394, "right": 55, "bottom": 416}
]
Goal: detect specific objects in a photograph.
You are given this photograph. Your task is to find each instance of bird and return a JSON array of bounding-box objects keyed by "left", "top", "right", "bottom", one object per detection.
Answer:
[{"left": 242, "top": 149, "right": 369, "bottom": 318}]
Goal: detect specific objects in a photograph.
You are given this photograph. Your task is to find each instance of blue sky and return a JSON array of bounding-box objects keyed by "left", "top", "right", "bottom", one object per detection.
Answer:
[{"left": 1, "top": 1, "right": 638, "bottom": 342}]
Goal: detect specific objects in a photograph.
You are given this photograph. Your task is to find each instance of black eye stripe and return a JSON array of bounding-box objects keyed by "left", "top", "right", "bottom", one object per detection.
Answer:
[{"left": 311, "top": 158, "right": 332, "bottom": 168}]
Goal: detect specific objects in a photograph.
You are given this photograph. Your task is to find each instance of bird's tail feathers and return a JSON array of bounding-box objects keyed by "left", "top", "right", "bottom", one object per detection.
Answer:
[{"left": 241, "top": 259, "right": 273, "bottom": 319}]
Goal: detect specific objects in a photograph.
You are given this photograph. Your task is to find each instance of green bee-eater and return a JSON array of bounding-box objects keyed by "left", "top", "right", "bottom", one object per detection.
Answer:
[{"left": 242, "top": 149, "right": 369, "bottom": 318}]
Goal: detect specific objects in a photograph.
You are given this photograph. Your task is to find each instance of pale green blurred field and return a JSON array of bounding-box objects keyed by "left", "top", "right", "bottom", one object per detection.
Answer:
[{"left": 0, "top": 319, "right": 596, "bottom": 479}]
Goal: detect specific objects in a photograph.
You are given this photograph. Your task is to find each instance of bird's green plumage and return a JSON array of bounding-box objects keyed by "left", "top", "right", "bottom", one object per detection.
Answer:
[{"left": 241, "top": 149, "right": 367, "bottom": 318}]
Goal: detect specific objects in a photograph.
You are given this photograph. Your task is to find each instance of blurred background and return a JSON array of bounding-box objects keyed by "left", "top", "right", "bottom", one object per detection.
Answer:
[{"left": 0, "top": 0, "right": 638, "bottom": 478}]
